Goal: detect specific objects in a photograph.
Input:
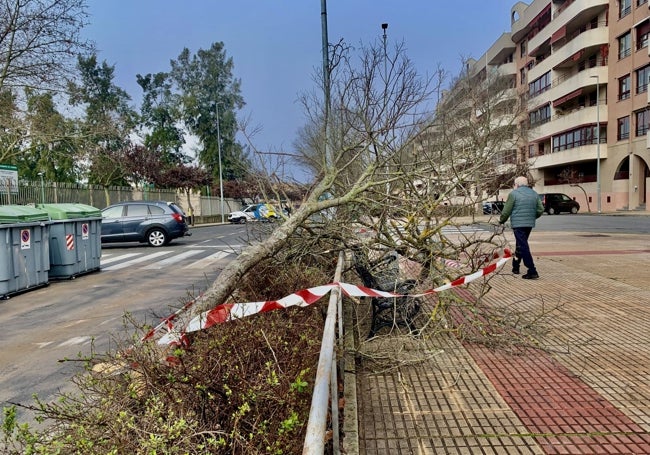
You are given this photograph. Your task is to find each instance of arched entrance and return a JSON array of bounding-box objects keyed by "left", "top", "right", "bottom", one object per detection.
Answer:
[{"left": 620, "top": 155, "right": 650, "bottom": 210}]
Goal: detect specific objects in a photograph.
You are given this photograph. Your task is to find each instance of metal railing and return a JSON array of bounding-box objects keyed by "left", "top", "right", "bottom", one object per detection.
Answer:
[{"left": 303, "top": 252, "right": 344, "bottom": 454}]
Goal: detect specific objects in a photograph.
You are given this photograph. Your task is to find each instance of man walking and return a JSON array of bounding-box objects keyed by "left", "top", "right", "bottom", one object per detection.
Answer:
[{"left": 499, "top": 176, "right": 544, "bottom": 279}]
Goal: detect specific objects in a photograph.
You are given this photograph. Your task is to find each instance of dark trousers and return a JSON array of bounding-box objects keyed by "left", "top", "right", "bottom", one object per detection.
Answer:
[{"left": 512, "top": 227, "right": 537, "bottom": 274}]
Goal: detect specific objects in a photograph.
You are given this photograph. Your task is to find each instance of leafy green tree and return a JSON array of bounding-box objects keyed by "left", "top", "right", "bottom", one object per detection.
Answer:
[
  {"left": 136, "top": 72, "right": 186, "bottom": 165},
  {"left": 0, "top": 90, "right": 24, "bottom": 164},
  {"left": 68, "top": 54, "right": 136, "bottom": 192},
  {"left": 17, "top": 89, "right": 80, "bottom": 182},
  {"left": 169, "top": 42, "right": 250, "bottom": 180}
]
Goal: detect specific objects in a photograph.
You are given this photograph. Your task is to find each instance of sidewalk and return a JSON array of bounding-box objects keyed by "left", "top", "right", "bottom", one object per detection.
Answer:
[{"left": 346, "top": 228, "right": 650, "bottom": 454}]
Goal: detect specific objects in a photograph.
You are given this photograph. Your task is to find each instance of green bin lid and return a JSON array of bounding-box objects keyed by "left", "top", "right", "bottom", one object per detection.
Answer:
[
  {"left": 0, "top": 205, "right": 50, "bottom": 223},
  {"left": 36, "top": 203, "right": 102, "bottom": 220}
]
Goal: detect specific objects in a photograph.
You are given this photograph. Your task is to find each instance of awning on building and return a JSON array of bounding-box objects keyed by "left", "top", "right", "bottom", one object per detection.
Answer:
[
  {"left": 551, "top": 25, "right": 567, "bottom": 44},
  {"left": 552, "top": 88, "right": 583, "bottom": 107}
]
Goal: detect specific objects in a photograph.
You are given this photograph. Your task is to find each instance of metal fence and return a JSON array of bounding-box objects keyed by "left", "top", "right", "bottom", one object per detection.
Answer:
[{"left": 0, "top": 180, "right": 177, "bottom": 209}]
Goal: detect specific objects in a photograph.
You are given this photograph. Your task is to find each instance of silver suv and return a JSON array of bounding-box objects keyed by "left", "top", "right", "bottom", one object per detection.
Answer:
[{"left": 101, "top": 201, "right": 191, "bottom": 247}]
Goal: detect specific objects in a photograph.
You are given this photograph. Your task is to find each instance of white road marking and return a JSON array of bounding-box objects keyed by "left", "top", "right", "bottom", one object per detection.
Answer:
[
  {"left": 142, "top": 249, "right": 206, "bottom": 269},
  {"left": 102, "top": 251, "right": 171, "bottom": 271},
  {"left": 58, "top": 336, "right": 93, "bottom": 347},
  {"left": 100, "top": 252, "right": 142, "bottom": 265},
  {"left": 183, "top": 250, "right": 231, "bottom": 269}
]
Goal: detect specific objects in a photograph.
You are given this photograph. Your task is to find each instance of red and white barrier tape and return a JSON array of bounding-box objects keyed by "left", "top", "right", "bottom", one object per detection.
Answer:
[{"left": 151, "top": 249, "right": 511, "bottom": 346}]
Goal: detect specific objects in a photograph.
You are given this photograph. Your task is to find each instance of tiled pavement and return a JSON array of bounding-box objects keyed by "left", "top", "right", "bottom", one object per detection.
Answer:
[{"left": 345, "top": 227, "right": 650, "bottom": 454}]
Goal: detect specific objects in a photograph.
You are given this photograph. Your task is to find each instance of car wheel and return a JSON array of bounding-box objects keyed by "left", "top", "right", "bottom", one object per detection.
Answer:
[
  {"left": 147, "top": 228, "right": 168, "bottom": 247},
  {"left": 238, "top": 217, "right": 247, "bottom": 224},
  {"left": 548, "top": 207, "right": 556, "bottom": 215},
  {"left": 571, "top": 206, "right": 578, "bottom": 214}
]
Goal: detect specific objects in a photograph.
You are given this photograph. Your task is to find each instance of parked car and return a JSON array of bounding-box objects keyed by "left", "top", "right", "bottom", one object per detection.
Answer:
[
  {"left": 228, "top": 203, "right": 279, "bottom": 223},
  {"left": 482, "top": 200, "right": 505, "bottom": 215},
  {"left": 539, "top": 193, "right": 580, "bottom": 215},
  {"left": 101, "top": 201, "right": 191, "bottom": 247}
]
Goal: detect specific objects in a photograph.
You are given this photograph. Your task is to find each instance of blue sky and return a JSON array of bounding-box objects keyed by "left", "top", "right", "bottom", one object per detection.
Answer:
[{"left": 82, "top": 1, "right": 513, "bottom": 180}]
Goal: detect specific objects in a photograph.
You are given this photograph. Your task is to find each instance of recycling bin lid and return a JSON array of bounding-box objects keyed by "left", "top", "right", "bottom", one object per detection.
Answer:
[
  {"left": 0, "top": 205, "right": 50, "bottom": 223},
  {"left": 36, "top": 203, "right": 102, "bottom": 220}
]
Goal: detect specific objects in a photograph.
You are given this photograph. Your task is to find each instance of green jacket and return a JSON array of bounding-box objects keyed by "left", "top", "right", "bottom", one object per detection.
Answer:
[{"left": 499, "top": 186, "right": 544, "bottom": 228}]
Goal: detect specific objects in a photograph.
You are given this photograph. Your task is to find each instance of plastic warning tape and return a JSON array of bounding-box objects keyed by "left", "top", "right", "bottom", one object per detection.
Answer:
[{"left": 151, "top": 249, "right": 511, "bottom": 346}]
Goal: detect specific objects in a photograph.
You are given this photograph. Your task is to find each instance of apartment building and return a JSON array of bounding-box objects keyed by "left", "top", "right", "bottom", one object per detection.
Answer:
[{"left": 470, "top": 0, "right": 649, "bottom": 212}]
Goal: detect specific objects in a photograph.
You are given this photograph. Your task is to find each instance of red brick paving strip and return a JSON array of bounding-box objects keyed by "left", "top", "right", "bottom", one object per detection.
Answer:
[{"left": 450, "top": 291, "right": 650, "bottom": 454}]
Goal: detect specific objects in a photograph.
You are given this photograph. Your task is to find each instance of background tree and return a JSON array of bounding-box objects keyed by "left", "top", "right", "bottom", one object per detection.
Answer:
[
  {"left": 168, "top": 42, "right": 250, "bottom": 180},
  {"left": 121, "top": 144, "right": 164, "bottom": 189},
  {"left": 0, "top": 90, "right": 24, "bottom": 164},
  {"left": 17, "top": 89, "right": 80, "bottom": 182},
  {"left": 68, "top": 54, "right": 137, "bottom": 201},
  {"left": 159, "top": 164, "right": 211, "bottom": 217},
  {"left": 559, "top": 166, "right": 591, "bottom": 212},
  {"left": 136, "top": 72, "right": 186, "bottom": 165},
  {"left": 0, "top": 0, "right": 93, "bottom": 94}
]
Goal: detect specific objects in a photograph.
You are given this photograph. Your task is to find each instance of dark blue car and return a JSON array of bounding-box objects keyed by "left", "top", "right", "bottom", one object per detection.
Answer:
[{"left": 101, "top": 201, "right": 190, "bottom": 247}]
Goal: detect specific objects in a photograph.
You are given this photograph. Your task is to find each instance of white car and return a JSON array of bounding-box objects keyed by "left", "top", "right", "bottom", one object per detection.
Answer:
[{"left": 228, "top": 204, "right": 278, "bottom": 223}]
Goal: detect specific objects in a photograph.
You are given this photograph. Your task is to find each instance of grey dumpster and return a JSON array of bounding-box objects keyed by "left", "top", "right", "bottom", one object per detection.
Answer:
[
  {"left": 37, "top": 203, "right": 102, "bottom": 279},
  {"left": 0, "top": 205, "right": 50, "bottom": 298}
]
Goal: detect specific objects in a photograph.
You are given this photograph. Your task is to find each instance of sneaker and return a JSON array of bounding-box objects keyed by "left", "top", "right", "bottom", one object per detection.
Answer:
[
  {"left": 512, "top": 267, "right": 520, "bottom": 275},
  {"left": 522, "top": 272, "right": 539, "bottom": 280}
]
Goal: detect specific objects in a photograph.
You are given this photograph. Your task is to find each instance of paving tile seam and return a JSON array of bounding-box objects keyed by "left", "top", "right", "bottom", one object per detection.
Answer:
[{"left": 361, "top": 430, "right": 650, "bottom": 440}]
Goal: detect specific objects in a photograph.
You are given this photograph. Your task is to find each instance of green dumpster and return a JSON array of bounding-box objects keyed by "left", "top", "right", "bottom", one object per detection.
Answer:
[
  {"left": 0, "top": 205, "right": 50, "bottom": 298},
  {"left": 37, "top": 203, "right": 102, "bottom": 279}
]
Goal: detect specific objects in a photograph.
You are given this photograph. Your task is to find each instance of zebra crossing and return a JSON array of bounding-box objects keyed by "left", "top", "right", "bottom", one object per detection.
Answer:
[{"left": 100, "top": 248, "right": 235, "bottom": 272}]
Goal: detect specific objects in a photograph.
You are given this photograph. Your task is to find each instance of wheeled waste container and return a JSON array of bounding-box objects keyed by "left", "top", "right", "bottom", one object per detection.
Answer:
[
  {"left": 37, "top": 203, "right": 102, "bottom": 279},
  {"left": 0, "top": 205, "right": 50, "bottom": 298}
]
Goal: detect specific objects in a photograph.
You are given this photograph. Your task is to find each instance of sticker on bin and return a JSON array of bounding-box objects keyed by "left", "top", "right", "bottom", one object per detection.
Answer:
[
  {"left": 66, "top": 234, "right": 74, "bottom": 250},
  {"left": 21, "top": 229, "right": 30, "bottom": 249},
  {"left": 82, "top": 223, "right": 89, "bottom": 240}
]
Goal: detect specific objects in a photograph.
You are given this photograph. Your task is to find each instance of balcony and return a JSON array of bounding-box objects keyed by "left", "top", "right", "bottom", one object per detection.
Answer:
[
  {"left": 528, "top": 26, "right": 608, "bottom": 82},
  {"left": 528, "top": 66, "right": 607, "bottom": 111},
  {"left": 529, "top": 0, "right": 608, "bottom": 53},
  {"left": 529, "top": 103, "right": 607, "bottom": 141},
  {"left": 530, "top": 142, "right": 608, "bottom": 169}
]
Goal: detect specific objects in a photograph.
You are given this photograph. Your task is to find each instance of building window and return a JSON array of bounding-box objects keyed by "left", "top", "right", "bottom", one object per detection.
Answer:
[
  {"left": 552, "top": 125, "right": 602, "bottom": 152},
  {"left": 528, "top": 71, "right": 551, "bottom": 98},
  {"left": 619, "top": 74, "right": 631, "bottom": 100},
  {"left": 528, "top": 144, "right": 536, "bottom": 157},
  {"left": 520, "top": 68, "right": 526, "bottom": 85},
  {"left": 520, "top": 40, "right": 527, "bottom": 58},
  {"left": 620, "top": 0, "right": 632, "bottom": 18},
  {"left": 636, "top": 64, "right": 650, "bottom": 94},
  {"left": 636, "top": 20, "right": 650, "bottom": 50},
  {"left": 618, "top": 116, "right": 630, "bottom": 140},
  {"left": 529, "top": 104, "right": 551, "bottom": 127},
  {"left": 619, "top": 32, "right": 632, "bottom": 60},
  {"left": 638, "top": 0, "right": 647, "bottom": 7},
  {"left": 636, "top": 110, "right": 648, "bottom": 136}
]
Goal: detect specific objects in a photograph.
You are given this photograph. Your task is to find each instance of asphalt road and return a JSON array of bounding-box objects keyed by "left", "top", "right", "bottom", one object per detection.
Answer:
[{"left": 0, "top": 223, "right": 249, "bottom": 419}]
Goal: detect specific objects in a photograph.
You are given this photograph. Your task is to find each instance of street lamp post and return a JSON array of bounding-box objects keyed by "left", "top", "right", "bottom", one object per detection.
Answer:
[
  {"left": 590, "top": 75, "right": 601, "bottom": 213},
  {"left": 215, "top": 102, "right": 225, "bottom": 224},
  {"left": 381, "top": 23, "right": 388, "bottom": 196},
  {"left": 37, "top": 172, "right": 45, "bottom": 204}
]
